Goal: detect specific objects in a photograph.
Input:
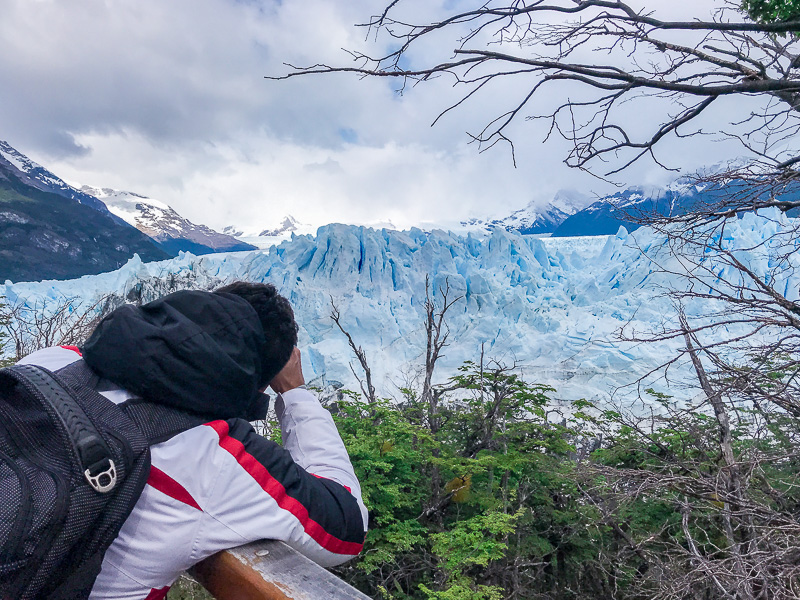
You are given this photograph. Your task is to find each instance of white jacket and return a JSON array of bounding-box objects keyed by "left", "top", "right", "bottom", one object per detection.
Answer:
[{"left": 20, "top": 346, "right": 368, "bottom": 600}]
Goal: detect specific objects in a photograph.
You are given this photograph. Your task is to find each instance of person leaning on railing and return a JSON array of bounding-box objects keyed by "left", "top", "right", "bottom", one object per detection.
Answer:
[{"left": 19, "top": 281, "right": 368, "bottom": 600}]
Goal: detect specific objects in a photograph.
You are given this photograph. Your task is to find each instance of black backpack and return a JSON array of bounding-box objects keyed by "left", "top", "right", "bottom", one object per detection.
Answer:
[{"left": 0, "top": 360, "right": 205, "bottom": 600}]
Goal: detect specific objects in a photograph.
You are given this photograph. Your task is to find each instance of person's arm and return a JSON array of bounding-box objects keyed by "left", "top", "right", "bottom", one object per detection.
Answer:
[
  {"left": 200, "top": 348, "right": 367, "bottom": 568},
  {"left": 270, "top": 349, "right": 367, "bottom": 518}
]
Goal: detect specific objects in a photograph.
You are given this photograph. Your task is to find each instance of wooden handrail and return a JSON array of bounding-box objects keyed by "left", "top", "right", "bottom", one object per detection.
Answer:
[{"left": 190, "top": 540, "right": 372, "bottom": 600}]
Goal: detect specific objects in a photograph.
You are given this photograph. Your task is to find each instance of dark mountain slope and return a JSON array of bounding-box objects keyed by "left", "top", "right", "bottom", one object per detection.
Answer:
[
  {"left": 0, "top": 168, "right": 169, "bottom": 283},
  {"left": 552, "top": 180, "right": 800, "bottom": 237},
  {"left": 0, "top": 140, "right": 109, "bottom": 213}
]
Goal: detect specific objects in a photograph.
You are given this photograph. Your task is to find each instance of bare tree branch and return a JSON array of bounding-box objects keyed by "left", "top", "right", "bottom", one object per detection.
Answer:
[
  {"left": 331, "top": 297, "right": 377, "bottom": 403},
  {"left": 273, "top": 0, "right": 800, "bottom": 179}
]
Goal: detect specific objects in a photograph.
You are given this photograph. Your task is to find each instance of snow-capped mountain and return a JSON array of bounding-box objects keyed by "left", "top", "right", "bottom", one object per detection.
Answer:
[
  {"left": 258, "top": 215, "right": 300, "bottom": 237},
  {"left": 0, "top": 141, "right": 109, "bottom": 213},
  {"left": 0, "top": 142, "right": 168, "bottom": 282},
  {"left": 461, "top": 190, "right": 591, "bottom": 235},
  {"left": 222, "top": 225, "right": 244, "bottom": 237},
  {"left": 552, "top": 177, "right": 800, "bottom": 237},
  {"left": 225, "top": 215, "right": 319, "bottom": 249},
  {"left": 4, "top": 209, "right": 795, "bottom": 407},
  {"left": 79, "top": 185, "right": 256, "bottom": 256},
  {"left": 224, "top": 215, "right": 305, "bottom": 239},
  {"left": 551, "top": 182, "right": 697, "bottom": 237}
]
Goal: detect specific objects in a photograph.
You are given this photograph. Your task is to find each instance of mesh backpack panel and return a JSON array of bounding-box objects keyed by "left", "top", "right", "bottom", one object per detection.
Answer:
[{"left": 0, "top": 360, "right": 204, "bottom": 600}]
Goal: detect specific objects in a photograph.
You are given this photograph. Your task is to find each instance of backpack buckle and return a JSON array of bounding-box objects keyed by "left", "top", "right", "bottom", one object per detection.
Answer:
[{"left": 85, "top": 459, "right": 117, "bottom": 493}]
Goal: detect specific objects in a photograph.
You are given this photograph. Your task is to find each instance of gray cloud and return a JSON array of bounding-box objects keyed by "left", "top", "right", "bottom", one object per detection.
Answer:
[{"left": 0, "top": 0, "right": 767, "bottom": 231}]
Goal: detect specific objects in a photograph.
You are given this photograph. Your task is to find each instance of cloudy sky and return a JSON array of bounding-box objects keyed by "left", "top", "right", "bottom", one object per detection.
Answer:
[{"left": 0, "top": 0, "right": 759, "bottom": 233}]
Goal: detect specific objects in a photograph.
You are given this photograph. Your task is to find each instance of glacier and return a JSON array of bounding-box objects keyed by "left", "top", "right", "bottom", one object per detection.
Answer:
[{"left": 2, "top": 209, "right": 798, "bottom": 407}]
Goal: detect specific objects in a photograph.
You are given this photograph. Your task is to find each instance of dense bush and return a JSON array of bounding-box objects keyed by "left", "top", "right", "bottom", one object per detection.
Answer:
[{"left": 327, "top": 359, "right": 800, "bottom": 600}]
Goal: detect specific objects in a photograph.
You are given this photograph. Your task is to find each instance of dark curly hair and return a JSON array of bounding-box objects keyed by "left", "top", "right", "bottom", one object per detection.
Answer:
[{"left": 215, "top": 281, "right": 298, "bottom": 387}]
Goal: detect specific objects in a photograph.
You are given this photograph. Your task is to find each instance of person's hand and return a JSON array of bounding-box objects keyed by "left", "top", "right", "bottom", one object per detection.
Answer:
[{"left": 269, "top": 347, "right": 305, "bottom": 394}]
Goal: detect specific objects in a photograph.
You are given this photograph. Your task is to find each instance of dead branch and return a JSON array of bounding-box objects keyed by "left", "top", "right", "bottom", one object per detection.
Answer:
[
  {"left": 274, "top": 1, "right": 800, "bottom": 179},
  {"left": 331, "top": 297, "right": 377, "bottom": 403}
]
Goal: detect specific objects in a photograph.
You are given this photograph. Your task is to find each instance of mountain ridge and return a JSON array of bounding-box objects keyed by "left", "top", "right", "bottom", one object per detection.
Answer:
[
  {"left": 0, "top": 140, "right": 255, "bottom": 271},
  {"left": 80, "top": 185, "right": 257, "bottom": 255},
  {"left": 459, "top": 191, "right": 590, "bottom": 235},
  {"left": 551, "top": 178, "right": 800, "bottom": 236},
  {"left": 0, "top": 149, "right": 169, "bottom": 283},
  {"left": 0, "top": 141, "right": 110, "bottom": 214}
]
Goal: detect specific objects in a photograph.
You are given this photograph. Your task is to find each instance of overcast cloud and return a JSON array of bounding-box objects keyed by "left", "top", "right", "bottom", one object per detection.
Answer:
[{"left": 0, "top": 0, "right": 765, "bottom": 232}]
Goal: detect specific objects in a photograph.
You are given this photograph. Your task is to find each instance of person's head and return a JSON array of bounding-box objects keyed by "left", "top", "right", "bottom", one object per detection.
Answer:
[{"left": 214, "top": 281, "right": 298, "bottom": 388}]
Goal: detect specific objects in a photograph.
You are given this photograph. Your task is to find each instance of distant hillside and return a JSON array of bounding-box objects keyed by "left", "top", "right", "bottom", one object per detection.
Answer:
[
  {"left": 461, "top": 191, "right": 589, "bottom": 235},
  {"left": 0, "top": 140, "right": 110, "bottom": 213},
  {"left": 0, "top": 162, "right": 168, "bottom": 283},
  {"left": 551, "top": 179, "right": 800, "bottom": 237},
  {"left": 81, "top": 186, "right": 257, "bottom": 255},
  {"left": 551, "top": 186, "right": 687, "bottom": 237}
]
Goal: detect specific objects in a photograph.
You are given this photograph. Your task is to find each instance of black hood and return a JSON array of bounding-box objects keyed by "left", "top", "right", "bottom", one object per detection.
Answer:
[{"left": 82, "top": 290, "right": 269, "bottom": 420}]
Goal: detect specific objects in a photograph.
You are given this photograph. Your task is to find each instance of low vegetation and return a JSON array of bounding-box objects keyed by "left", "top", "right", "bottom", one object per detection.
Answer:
[{"left": 325, "top": 360, "right": 800, "bottom": 599}]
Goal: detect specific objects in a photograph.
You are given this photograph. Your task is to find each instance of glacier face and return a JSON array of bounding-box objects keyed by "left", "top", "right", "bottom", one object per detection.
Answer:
[{"left": 3, "top": 209, "right": 797, "bottom": 406}]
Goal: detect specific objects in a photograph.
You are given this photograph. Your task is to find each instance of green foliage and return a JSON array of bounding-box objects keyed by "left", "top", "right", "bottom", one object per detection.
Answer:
[
  {"left": 573, "top": 380, "right": 800, "bottom": 596},
  {"left": 165, "top": 577, "right": 213, "bottom": 599},
  {"left": 328, "top": 362, "right": 614, "bottom": 599},
  {"left": 0, "top": 298, "right": 13, "bottom": 368},
  {"left": 418, "top": 578, "right": 503, "bottom": 600},
  {"left": 330, "top": 394, "right": 434, "bottom": 575},
  {"left": 0, "top": 186, "right": 36, "bottom": 204},
  {"left": 742, "top": 0, "right": 800, "bottom": 24},
  {"left": 328, "top": 355, "right": 800, "bottom": 599},
  {"left": 429, "top": 509, "right": 521, "bottom": 572}
]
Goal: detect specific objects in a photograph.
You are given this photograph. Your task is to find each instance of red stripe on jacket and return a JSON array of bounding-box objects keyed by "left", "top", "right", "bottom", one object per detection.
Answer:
[
  {"left": 204, "top": 420, "right": 363, "bottom": 556},
  {"left": 143, "top": 587, "right": 170, "bottom": 600},
  {"left": 59, "top": 345, "right": 82, "bottom": 355},
  {"left": 146, "top": 466, "right": 203, "bottom": 511},
  {"left": 312, "top": 472, "right": 352, "bottom": 494}
]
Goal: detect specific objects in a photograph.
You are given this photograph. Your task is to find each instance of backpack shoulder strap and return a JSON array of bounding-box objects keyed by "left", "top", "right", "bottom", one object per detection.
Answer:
[{"left": 7, "top": 364, "right": 118, "bottom": 493}]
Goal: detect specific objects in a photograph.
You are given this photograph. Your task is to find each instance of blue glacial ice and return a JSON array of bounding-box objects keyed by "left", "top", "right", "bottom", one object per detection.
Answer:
[{"left": 2, "top": 208, "right": 798, "bottom": 406}]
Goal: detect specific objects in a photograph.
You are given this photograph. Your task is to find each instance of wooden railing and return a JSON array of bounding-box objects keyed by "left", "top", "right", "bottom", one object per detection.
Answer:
[{"left": 191, "top": 540, "right": 372, "bottom": 600}]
